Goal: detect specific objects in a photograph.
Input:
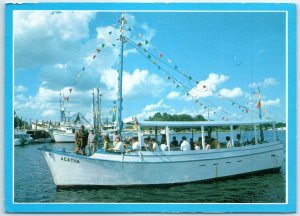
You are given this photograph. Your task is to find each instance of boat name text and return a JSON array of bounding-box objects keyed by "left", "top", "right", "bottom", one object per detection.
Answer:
[{"left": 61, "top": 156, "right": 80, "bottom": 163}]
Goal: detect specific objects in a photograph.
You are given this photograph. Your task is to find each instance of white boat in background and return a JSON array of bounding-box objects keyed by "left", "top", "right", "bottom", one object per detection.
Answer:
[
  {"left": 31, "top": 121, "right": 53, "bottom": 132},
  {"left": 14, "top": 132, "right": 32, "bottom": 146},
  {"left": 40, "top": 120, "right": 283, "bottom": 187},
  {"left": 51, "top": 126, "right": 76, "bottom": 143}
]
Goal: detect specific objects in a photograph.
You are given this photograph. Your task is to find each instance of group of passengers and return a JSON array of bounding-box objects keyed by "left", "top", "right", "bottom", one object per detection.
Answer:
[
  {"left": 74, "top": 125, "right": 252, "bottom": 156},
  {"left": 102, "top": 133, "right": 244, "bottom": 153}
]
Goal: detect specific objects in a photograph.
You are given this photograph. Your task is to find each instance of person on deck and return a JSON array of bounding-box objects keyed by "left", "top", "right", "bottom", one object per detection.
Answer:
[
  {"left": 170, "top": 136, "right": 179, "bottom": 149},
  {"left": 180, "top": 136, "right": 191, "bottom": 151},
  {"left": 160, "top": 141, "right": 168, "bottom": 151},
  {"left": 189, "top": 138, "right": 194, "bottom": 150},
  {"left": 103, "top": 135, "right": 110, "bottom": 150},
  {"left": 194, "top": 142, "right": 201, "bottom": 150},
  {"left": 109, "top": 136, "right": 124, "bottom": 151},
  {"left": 88, "top": 129, "right": 97, "bottom": 155},
  {"left": 150, "top": 138, "right": 160, "bottom": 152},
  {"left": 160, "top": 134, "right": 167, "bottom": 145},
  {"left": 132, "top": 137, "right": 141, "bottom": 151},
  {"left": 235, "top": 134, "right": 242, "bottom": 147},
  {"left": 226, "top": 136, "right": 233, "bottom": 148},
  {"left": 75, "top": 125, "right": 89, "bottom": 155}
]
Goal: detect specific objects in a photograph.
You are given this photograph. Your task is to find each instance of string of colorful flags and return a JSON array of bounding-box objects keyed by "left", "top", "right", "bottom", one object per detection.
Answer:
[
  {"left": 59, "top": 14, "right": 270, "bottom": 121},
  {"left": 123, "top": 34, "right": 269, "bottom": 120},
  {"left": 124, "top": 36, "right": 235, "bottom": 120}
]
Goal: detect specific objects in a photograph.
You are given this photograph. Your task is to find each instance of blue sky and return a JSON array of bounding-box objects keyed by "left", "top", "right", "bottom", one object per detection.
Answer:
[{"left": 13, "top": 11, "right": 286, "bottom": 124}]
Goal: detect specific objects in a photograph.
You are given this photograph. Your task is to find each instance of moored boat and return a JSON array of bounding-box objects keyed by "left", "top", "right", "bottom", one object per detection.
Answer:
[
  {"left": 26, "top": 130, "right": 52, "bottom": 143},
  {"left": 39, "top": 120, "right": 283, "bottom": 187}
]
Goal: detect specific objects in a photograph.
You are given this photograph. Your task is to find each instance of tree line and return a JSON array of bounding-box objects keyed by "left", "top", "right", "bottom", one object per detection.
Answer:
[{"left": 147, "top": 112, "right": 206, "bottom": 121}]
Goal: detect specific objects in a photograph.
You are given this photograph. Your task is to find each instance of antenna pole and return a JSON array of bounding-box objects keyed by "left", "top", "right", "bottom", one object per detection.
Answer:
[
  {"left": 92, "top": 89, "right": 96, "bottom": 129},
  {"left": 117, "top": 14, "right": 125, "bottom": 137}
]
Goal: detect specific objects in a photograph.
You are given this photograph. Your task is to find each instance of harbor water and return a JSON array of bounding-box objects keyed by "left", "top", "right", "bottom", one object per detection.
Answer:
[{"left": 13, "top": 130, "right": 286, "bottom": 203}]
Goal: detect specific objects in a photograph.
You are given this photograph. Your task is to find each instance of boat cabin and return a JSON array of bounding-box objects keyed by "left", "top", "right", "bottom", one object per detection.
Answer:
[{"left": 133, "top": 120, "right": 278, "bottom": 151}]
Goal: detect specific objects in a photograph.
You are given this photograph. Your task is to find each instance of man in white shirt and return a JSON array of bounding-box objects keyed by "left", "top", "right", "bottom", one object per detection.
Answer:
[
  {"left": 110, "top": 136, "right": 124, "bottom": 151},
  {"left": 160, "top": 142, "right": 168, "bottom": 151},
  {"left": 180, "top": 136, "right": 191, "bottom": 151},
  {"left": 129, "top": 137, "right": 141, "bottom": 152},
  {"left": 226, "top": 136, "right": 233, "bottom": 148},
  {"left": 150, "top": 138, "right": 160, "bottom": 152}
]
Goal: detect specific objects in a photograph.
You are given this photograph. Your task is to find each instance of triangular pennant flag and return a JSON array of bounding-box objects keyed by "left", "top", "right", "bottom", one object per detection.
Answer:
[
  {"left": 147, "top": 54, "right": 151, "bottom": 59},
  {"left": 176, "top": 84, "right": 180, "bottom": 88},
  {"left": 159, "top": 53, "right": 163, "bottom": 58},
  {"left": 157, "top": 66, "right": 161, "bottom": 69},
  {"left": 102, "top": 44, "right": 105, "bottom": 48},
  {"left": 145, "top": 40, "right": 149, "bottom": 44},
  {"left": 138, "top": 42, "right": 142, "bottom": 47},
  {"left": 128, "top": 27, "right": 132, "bottom": 31},
  {"left": 109, "top": 31, "right": 112, "bottom": 35},
  {"left": 82, "top": 67, "right": 85, "bottom": 71},
  {"left": 188, "top": 76, "right": 192, "bottom": 80},
  {"left": 167, "top": 76, "right": 171, "bottom": 80},
  {"left": 69, "top": 88, "right": 72, "bottom": 93},
  {"left": 93, "top": 55, "right": 96, "bottom": 59},
  {"left": 112, "top": 44, "right": 116, "bottom": 47},
  {"left": 232, "top": 102, "right": 235, "bottom": 105},
  {"left": 174, "top": 65, "right": 178, "bottom": 69},
  {"left": 203, "top": 85, "right": 206, "bottom": 89},
  {"left": 96, "top": 48, "right": 101, "bottom": 53}
]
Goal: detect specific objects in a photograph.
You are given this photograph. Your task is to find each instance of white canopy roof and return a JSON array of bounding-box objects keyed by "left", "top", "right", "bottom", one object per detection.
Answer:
[{"left": 137, "top": 120, "right": 275, "bottom": 128}]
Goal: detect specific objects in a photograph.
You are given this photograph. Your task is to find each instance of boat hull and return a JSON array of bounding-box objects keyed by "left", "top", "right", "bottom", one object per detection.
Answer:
[
  {"left": 41, "top": 142, "right": 284, "bottom": 187},
  {"left": 52, "top": 131, "right": 75, "bottom": 143}
]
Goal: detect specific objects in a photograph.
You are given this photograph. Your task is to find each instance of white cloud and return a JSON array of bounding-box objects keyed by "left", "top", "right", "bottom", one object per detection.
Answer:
[
  {"left": 219, "top": 87, "right": 243, "bottom": 98},
  {"left": 100, "top": 68, "right": 165, "bottom": 100},
  {"left": 13, "top": 12, "right": 162, "bottom": 122},
  {"left": 262, "top": 98, "right": 280, "bottom": 107},
  {"left": 124, "top": 48, "right": 138, "bottom": 57},
  {"left": 15, "top": 85, "right": 27, "bottom": 92},
  {"left": 143, "top": 99, "right": 171, "bottom": 112},
  {"left": 41, "top": 110, "right": 56, "bottom": 118},
  {"left": 189, "top": 73, "right": 229, "bottom": 98},
  {"left": 14, "top": 11, "right": 96, "bottom": 69},
  {"left": 263, "top": 77, "right": 279, "bottom": 87},
  {"left": 248, "top": 77, "right": 279, "bottom": 88},
  {"left": 166, "top": 91, "right": 181, "bottom": 100}
]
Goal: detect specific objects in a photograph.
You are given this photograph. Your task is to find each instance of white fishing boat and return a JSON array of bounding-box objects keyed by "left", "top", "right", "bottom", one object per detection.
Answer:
[
  {"left": 39, "top": 120, "right": 283, "bottom": 187},
  {"left": 39, "top": 14, "right": 284, "bottom": 188},
  {"left": 51, "top": 126, "right": 76, "bottom": 143}
]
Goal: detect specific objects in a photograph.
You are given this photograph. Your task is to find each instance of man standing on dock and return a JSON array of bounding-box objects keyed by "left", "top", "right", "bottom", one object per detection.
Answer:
[{"left": 75, "top": 125, "right": 89, "bottom": 155}]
